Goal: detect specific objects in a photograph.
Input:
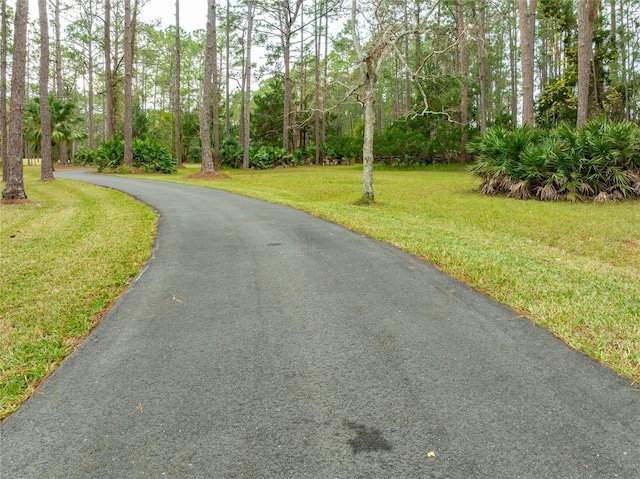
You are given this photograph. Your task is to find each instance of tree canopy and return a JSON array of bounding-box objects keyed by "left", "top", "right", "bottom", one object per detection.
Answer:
[{"left": 2, "top": 0, "right": 640, "bottom": 197}]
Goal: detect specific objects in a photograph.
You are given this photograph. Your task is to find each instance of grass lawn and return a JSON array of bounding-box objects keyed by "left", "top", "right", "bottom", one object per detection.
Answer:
[
  {"left": 143, "top": 164, "right": 640, "bottom": 382},
  {"left": 0, "top": 167, "right": 157, "bottom": 420}
]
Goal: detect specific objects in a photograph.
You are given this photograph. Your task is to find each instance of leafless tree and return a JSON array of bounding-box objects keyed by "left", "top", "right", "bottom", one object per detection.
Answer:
[{"left": 351, "top": 0, "right": 422, "bottom": 201}]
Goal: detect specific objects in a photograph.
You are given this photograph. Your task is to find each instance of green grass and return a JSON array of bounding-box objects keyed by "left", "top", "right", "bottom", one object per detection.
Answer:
[
  {"left": 0, "top": 167, "right": 157, "bottom": 420},
  {"left": 138, "top": 164, "right": 640, "bottom": 382}
]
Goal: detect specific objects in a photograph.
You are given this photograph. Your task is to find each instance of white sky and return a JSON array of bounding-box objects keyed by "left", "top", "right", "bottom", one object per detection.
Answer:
[
  {"left": 26, "top": 0, "right": 209, "bottom": 33},
  {"left": 139, "top": 0, "right": 208, "bottom": 32}
]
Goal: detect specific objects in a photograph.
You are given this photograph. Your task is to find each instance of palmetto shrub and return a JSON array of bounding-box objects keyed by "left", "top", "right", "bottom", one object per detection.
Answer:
[
  {"left": 469, "top": 118, "right": 640, "bottom": 201},
  {"left": 467, "top": 125, "right": 541, "bottom": 197},
  {"left": 249, "top": 146, "right": 293, "bottom": 169},
  {"left": 72, "top": 148, "right": 100, "bottom": 166},
  {"left": 220, "top": 136, "right": 242, "bottom": 168},
  {"left": 93, "top": 138, "right": 177, "bottom": 174},
  {"left": 132, "top": 139, "right": 177, "bottom": 174},
  {"left": 94, "top": 138, "right": 125, "bottom": 172}
]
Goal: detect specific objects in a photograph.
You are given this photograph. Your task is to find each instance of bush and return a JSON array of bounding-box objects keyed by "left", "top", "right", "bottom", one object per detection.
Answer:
[
  {"left": 220, "top": 136, "right": 243, "bottom": 168},
  {"left": 469, "top": 118, "right": 640, "bottom": 201},
  {"left": 94, "top": 138, "right": 125, "bottom": 172},
  {"left": 250, "top": 146, "right": 293, "bottom": 169},
  {"left": 132, "top": 139, "right": 177, "bottom": 174},
  {"left": 71, "top": 149, "right": 100, "bottom": 166},
  {"left": 324, "top": 135, "right": 361, "bottom": 163},
  {"left": 375, "top": 120, "right": 431, "bottom": 165},
  {"left": 92, "top": 138, "right": 176, "bottom": 174},
  {"left": 292, "top": 146, "right": 316, "bottom": 166}
]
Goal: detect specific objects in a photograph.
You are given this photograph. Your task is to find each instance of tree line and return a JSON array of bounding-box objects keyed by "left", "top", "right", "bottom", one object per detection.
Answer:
[{"left": 2, "top": 0, "right": 640, "bottom": 201}]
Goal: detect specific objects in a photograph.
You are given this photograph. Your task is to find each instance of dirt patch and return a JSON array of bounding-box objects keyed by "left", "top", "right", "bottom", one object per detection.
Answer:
[{"left": 185, "top": 171, "right": 230, "bottom": 180}]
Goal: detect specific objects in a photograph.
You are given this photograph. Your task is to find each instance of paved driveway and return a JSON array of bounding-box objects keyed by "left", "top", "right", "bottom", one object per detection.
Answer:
[{"left": 2, "top": 171, "right": 639, "bottom": 478}]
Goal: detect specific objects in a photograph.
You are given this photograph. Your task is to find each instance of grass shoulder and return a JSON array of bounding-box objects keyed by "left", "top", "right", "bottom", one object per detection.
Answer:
[{"left": 0, "top": 167, "right": 158, "bottom": 420}]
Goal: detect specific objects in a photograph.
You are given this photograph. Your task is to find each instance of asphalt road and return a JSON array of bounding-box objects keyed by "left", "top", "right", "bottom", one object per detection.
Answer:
[{"left": 2, "top": 170, "right": 640, "bottom": 478}]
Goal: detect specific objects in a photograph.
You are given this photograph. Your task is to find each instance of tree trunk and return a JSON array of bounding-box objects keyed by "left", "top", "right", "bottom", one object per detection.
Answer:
[
  {"left": 393, "top": 59, "right": 400, "bottom": 120},
  {"left": 592, "top": 0, "right": 603, "bottom": 111},
  {"left": 2, "top": 0, "right": 28, "bottom": 201},
  {"left": 201, "top": 0, "right": 216, "bottom": 172},
  {"left": 577, "top": 0, "right": 594, "bottom": 127},
  {"left": 38, "top": 0, "right": 53, "bottom": 181},
  {"left": 239, "top": 36, "right": 245, "bottom": 165},
  {"left": 321, "top": 0, "right": 328, "bottom": 146},
  {"left": 519, "top": 0, "right": 536, "bottom": 126},
  {"left": 283, "top": 41, "right": 292, "bottom": 152},
  {"left": 104, "top": 0, "right": 115, "bottom": 140},
  {"left": 175, "top": 0, "right": 182, "bottom": 166},
  {"left": 296, "top": 6, "right": 304, "bottom": 151},
  {"left": 414, "top": 0, "right": 421, "bottom": 73},
  {"left": 211, "top": 0, "right": 220, "bottom": 169},
  {"left": 280, "top": 0, "right": 303, "bottom": 153},
  {"left": 54, "top": 0, "right": 69, "bottom": 164},
  {"left": 243, "top": 0, "right": 253, "bottom": 169},
  {"left": 609, "top": 0, "right": 619, "bottom": 93},
  {"left": 87, "top": 21, "right": 95, "bottom": 150},
  {"left": 123, "top": 0, "right": 133, "bottom": 166},
  {"left": 1, "top": 0, "right": 8, "bottom": 181},
  {"left": 362, "top": 75, "right": 376, "bottom": 200},
  {"left": 351, "top": 0, "right": 380, "bottom": 201},
  {"left": 610, "top": 0, "right": 616, "bottom": 52},
  {"left": 225, "top": 0, "right": 231, "bottom": 137},
  {"left": 509, "top": 8, "right": 518, "bottom": 126},
  {"left": 457, "top": 0, "right": 468, "bottom": 163},
  {"left": 622, "top": 1, "right": 629, "bottom": 120},
  {"left": 314, "top": 0, "right": 320, "bottom": 165},
  {"left": 477, "top": 0, "right": 487, "bottom": 135},
  {"left": 404, "top": 2, "right": 411, "bottom": 114}
]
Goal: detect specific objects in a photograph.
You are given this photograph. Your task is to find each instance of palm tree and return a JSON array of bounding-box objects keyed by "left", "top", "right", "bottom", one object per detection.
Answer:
[{"left": 24, "top": 94, "right": 87, "bottom": 160}]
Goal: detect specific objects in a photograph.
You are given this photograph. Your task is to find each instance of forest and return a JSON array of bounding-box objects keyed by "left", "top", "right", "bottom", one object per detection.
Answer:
[{"left": 2, "top": 0, "right": 640, "bottom": 201}]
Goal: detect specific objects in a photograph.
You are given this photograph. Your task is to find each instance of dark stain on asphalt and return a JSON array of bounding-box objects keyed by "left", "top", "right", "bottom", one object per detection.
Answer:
[{"left": 345, "top": 421, "right": 392, "bottom": 454}]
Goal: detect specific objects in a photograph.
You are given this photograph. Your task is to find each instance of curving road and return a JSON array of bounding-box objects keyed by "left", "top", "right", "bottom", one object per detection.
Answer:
[{"left": 2, "top": 170, "right": 640, "bottom": 478}]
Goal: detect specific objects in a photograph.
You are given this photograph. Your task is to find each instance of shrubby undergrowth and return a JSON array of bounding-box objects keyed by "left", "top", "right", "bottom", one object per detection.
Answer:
[
  {"left": 220, "top": 143, "right": 354, "bottom": 170},
  {"left": 469, "top": 118, "right": 640, "bottom": 201},
  {"left": 73, "top": 138, "right": 177, "bottom": 174}
]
